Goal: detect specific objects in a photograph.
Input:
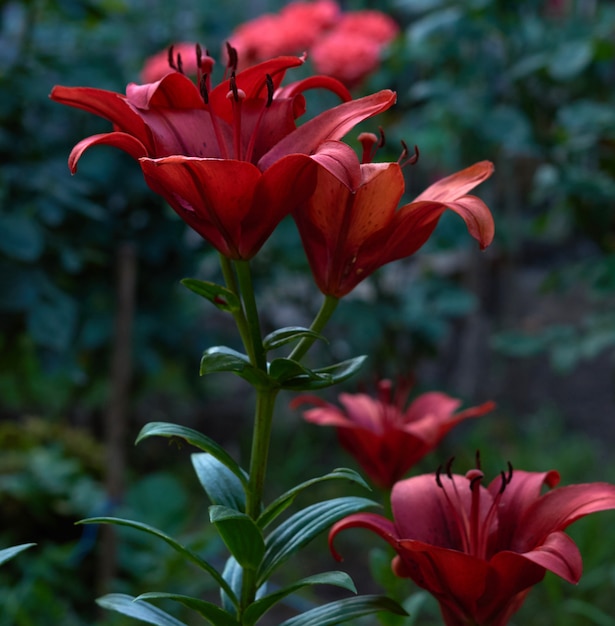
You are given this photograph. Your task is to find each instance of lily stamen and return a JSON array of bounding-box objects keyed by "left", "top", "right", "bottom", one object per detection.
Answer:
[
  {"left": 225, "top": 42, "right": 238, "bottom": 79},
  {"left": 398, "top": 140, "right": 420, "bottom": 167}
]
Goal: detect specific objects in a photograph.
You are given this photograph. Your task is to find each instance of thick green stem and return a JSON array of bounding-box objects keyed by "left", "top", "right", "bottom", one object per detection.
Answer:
[
  {"left": 234, "top": 260, "right": 267, "bottom": 371},
  {"left": 288, "top": 294, "right": 339, "bottom": 362},
  {"left": 218, "top": 254, "right": 257, "bottom": 364}
]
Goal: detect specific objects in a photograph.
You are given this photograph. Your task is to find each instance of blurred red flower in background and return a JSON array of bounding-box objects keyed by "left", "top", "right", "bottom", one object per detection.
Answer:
[
  {"left": 228, "top": 0, "right": 398, "bottom": 86},
  {"left": 293, "top": 379, "right": 494, "bottom": 488},
  {"left": 330, "top": 463, "right": 615, "bottom": 625}
]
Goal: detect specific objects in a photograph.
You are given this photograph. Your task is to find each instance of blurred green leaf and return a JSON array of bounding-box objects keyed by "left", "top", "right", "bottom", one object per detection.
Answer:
[
  {"left": 181, "top": 278, "right": 241, "bottom": 313},
  {"left": 96, "top": 593, "right": 187, "bottom": 626},
  {"left": 262, "top": 326, "right": 326, "bottom": 352},
  {"left": 548, "top": 40, "right": 593, "bottom": 81},
  {"left": 0, "top": 542, "right": 36, "bottom": 566},
  {"left": 0, "top": 213, "right": 44, "bottom": 261},
  {"left": 200, "top": 346, "right": 273, "bottom": 388}
]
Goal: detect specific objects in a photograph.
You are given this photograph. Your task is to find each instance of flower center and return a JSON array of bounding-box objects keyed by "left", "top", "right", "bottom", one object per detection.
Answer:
[{"left": 435, "top": 454, "right": 513, "bottom": 559}]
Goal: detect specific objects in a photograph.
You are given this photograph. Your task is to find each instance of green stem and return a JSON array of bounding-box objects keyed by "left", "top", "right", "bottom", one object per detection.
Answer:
[
  {"left": 288, "top": 294, "right": 339, "bottom": 362},
  {"left": 218, "top": 255, "right": 257, "bottom": 364},
  {"left": 234, "top": 260, "right": 267, "bottom": 371}
]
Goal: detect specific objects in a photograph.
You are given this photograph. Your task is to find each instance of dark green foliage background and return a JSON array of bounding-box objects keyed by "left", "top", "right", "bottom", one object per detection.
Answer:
[{"left": 1, "top": 0, "right": 615, "bottom": 624}]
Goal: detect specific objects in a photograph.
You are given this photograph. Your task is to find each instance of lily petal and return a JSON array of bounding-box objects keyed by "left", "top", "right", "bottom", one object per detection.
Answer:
[
  {"left": 68, "top": 132, "right": 148, "bottom": 173},
  {"left": 258, "top": 89, "right": 396, "bottom": 170},
  {"left": 512, "top": 482, "right": 615, "bottom": 552},
  {"left": 329, "top": 513, "right": 398, "bottom": 561}
]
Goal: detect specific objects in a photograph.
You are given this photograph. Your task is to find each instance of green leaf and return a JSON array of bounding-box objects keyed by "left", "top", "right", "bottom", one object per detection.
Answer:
[
  {"left": 243, "top": 572, "right": 356, "bottom": 626},
  {"left": 191, "top": 453, "right": 246, "bottom": 512},
  {"left": 79, "top": 517, "right": 237, "bottom": 605},
  {"left": 278, "top": 595, "right": 407, "bottom": 626},
  {"left": 136, "top": 422, "right": 248, "bottom": 490},
  {"left": 136, "top": 593, "right": 240, "bottom": 626},
  {"left": 258, "top": 497, "right": 378, "bottom": 584},
  {"left": 96, "top": 593, "right": 187, "bottom": 626},
  {"left": 262, "top": 327, "right": 327, "bottom": 352},
  {"left": 210, "top": 506, "right": 265, "bottom": 570},
  {"left": 258, "top": 468, "right": 371, "bottom": 529},
  {"left": 548, "top": 40, "right": 593, "bottom": 81},
  {"left": 0, "top": 543, "right": 36, "bottom": 566},
  {"left": 221, "top": 557, "right": 243, "bottom": 614},
  {"left": 200, "top": 346, "right": 273, "bottom": 388},
  {"left": 269, "top": 358, "right": 320, "bottom": 383},
  {"left": 181, "top": 278, "right": 241, "bottom": 313},
  {"left": 280, "top": 356, "right": 367, "bottom": 391}
]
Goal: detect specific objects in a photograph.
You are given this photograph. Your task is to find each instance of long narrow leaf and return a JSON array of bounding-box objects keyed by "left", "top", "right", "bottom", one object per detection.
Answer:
[
  {"left": 278, "top": 595, "right": 407, "bottom": 626},
  {"left": 136, "top": 422, "right": 248, "bottom": 489},
  {"left": 96, "top": 593, "right": 187, "bottom": 626},
  {"left": 180, "top": 278, "right": 241, "bottom": 313},
  {"left": 243, "top": 572, "right": 356, "bottom": 626},
  {"left": 136, "top": 593, "right": 240, "bottom": 626},
  {"left": 258, "top": 469, "right": 370, "bottom": 529},
  {"left": 209, "top": 506, "right": 265, "bottom": 570},
  {"left": 0, "top": 543, "right": 35, "bottom": 566},
  {"left": 79, "top": 517, "right": 237, "bottom": 605},
  {"left": 258, "top": 497, "right": 377, "bottom": 584}
]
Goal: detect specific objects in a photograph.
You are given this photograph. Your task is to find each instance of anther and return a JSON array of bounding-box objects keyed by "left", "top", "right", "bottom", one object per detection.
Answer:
[
  {"left": 506, "top": 461, "right": 513, "bottom": 484},
  {"left": 445, "top": 457, "right": 455, "bottom": 479},
  {"left": 226, "top": 42, "right": 238, "bottom": 73},
  {"left": 227, "top": 73, "right": 246, "bottom": 102},
  {"left": 498, "top": 470, "right": 507, "bottom": 494},
  {"left": 377, "top": 126, "right": 386, "bottom": 148},
  {"left": 199, "top": 75, "right": 209, "bottom": 104},
  {"left": 398, "top": 141, "right": 420, "bottom": 166},
  {"left": 196, "top": 43, "right": 202, "bottom": 69},
  {"left": 469, "top": 473, "right": 483, "bottom": 491},
  {"left": 176, "top": 52, "right": 184, "bottom": 75},
  {"left": 265, "top": 74, "right": 274, "bottom": 107},
  {"left": 475, "top": 450, "right": 482, "bottom": 470},
  {"left": 435, "top": 464, "right": 443, "bottom": 488},
  {"left": 168, "top": 45, "right": 176, "bottom": 70}
]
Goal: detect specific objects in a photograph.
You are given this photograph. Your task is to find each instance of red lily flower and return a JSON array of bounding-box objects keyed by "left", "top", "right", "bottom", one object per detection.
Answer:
[
  {"left": 50, "top": 53, "right": 396, "bottom": 259},
  {"left": 293, "top": 379, "right": 494, "bottom": 488},
  {"left": 292, "top": 140, "right": 495, "bottom": 296},
  {"left": 330, "top": 462, "right": 615, "bottom": 626}
]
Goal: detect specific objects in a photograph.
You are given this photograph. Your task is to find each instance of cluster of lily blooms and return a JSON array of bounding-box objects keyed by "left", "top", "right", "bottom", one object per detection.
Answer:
[{"left": 51, "top": 32, "right": 615, "bottom": 626}]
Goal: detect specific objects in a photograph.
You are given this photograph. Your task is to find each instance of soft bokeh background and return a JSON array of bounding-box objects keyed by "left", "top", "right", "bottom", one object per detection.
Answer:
[{"left": 1, "top": 0, "right": 615, "bottom": 624}]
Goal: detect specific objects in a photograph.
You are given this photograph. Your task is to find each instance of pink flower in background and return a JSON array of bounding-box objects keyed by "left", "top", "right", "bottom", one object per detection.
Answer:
[
  {"left": 293, "top": 379, "right": 494, "bottom": 488},
  {"left": 229, "top": 0, "right": 340, "bottom": 69},
  {"left": 310, "top": 33, "right": 383, "bottom": 89},
  {"left": 227, "top": 0, "right": 398, "bottom": 86},
  {"left": 330, "top": 463, "right": 615, "bottom": 625},
  {"left": 140, "top": 42, "right": 204, "bottom": 83}
]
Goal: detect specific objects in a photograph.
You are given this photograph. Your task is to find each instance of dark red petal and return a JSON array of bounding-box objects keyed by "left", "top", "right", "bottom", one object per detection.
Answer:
[
  {"left": 258, "top": 89, "right": 396, "bottom": 170},
  {"left": 139, "top": 156, "right": 261, "bottom": 258},
  {"left": 511, "top": 531, "right": 582, "bottom": 584},
  {"left": 68, "top": 132, "right": 148, "bottom": 173},
  {"left": 329, "top": 513, "right": 398, "bottom": 561},
  {"left": 512, "top": 481, "right": 615, "bottom": 552},
  {"left": 414, "top": 161, "right": 494, "bottom": 203},
  {"left": 50, "top": 85, "right": 154, "bottom": 150},
  {"left": 126, "top": 72, "right": 205, "bottom": 110},
  {"left": 390, "top": 475, "right": 467, "bottom": 548},
  {"left": 488, "top": 470, "right": 560, "bottom": 552}
]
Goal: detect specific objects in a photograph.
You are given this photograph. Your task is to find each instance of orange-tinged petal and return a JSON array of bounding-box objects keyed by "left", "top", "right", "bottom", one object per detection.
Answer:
[{"left": 414, "top": 161, "right": 494, "bottom": 203}]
